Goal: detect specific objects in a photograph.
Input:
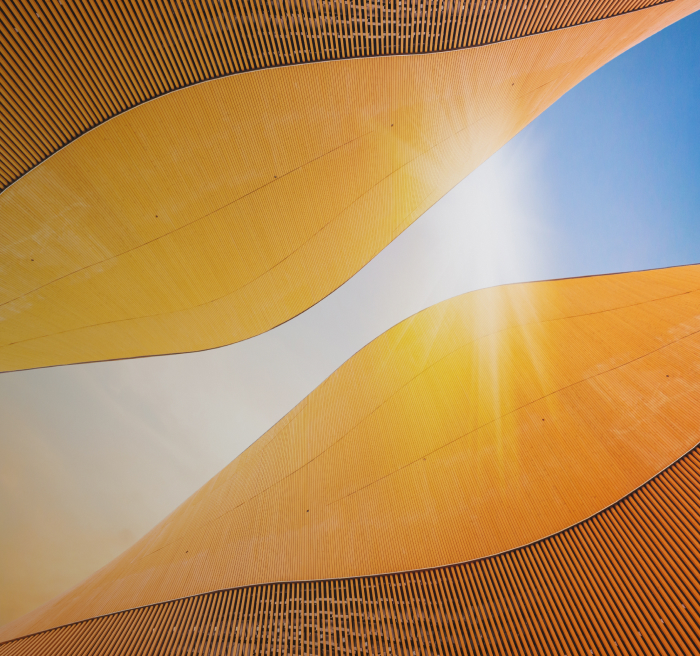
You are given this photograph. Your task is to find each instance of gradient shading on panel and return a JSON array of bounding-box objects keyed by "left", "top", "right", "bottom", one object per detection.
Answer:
[
  {"left": 2, "top": 447, "right": 699, "bottom": 654},
  {"left": 2, "top": 265, "right": 700, "bottom": 652},
  {"left": 2, "top": 0, "right": 699, "bottom": 371}
]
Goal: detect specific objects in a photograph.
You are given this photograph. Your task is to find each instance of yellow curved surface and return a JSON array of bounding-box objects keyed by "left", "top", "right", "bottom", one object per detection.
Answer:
[
  {"left": 2, "top": 0, "right": 697, "bottom": 373},
  {"left": 3, "top": 264, "right": 700, "bottom": 641}
]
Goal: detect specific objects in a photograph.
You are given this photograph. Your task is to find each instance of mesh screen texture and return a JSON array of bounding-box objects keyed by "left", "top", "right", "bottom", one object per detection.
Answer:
[
  {"left": 2, "top": 444, "right": 699, "bottom": 655},
  {"left": 1, "top": 0, "right": 673, "bottom": 190}
]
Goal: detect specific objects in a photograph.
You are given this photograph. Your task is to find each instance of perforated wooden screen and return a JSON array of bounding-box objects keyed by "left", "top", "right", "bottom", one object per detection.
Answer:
[
  {"left": 0, "top": 0, "right": 677, "bottom": 189},
  {"left": 2, "top": 444, "right": 698, "bottom": 655}
]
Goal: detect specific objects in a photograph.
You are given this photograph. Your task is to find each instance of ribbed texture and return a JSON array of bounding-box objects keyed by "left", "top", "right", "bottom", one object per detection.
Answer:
[
  {"left": 2, "top": 445, "right": 699, "bottom": 655},
  {"left": 4, "top": 265, "right": 700, "bottom": 642},
  {"left": 0, "top": 0, "right": 674, "bottom": 191}
]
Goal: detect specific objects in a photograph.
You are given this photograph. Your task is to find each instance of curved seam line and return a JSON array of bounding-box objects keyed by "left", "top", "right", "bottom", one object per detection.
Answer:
[
  {"left": 3, "top": 436, "right": 698, "bottom": 647},
  {"left": 0, "top": 0, "right": 678, "bottom": 197},
  {"left": 0, "top": 127, "right": 374, "bottom": 312},
  {"left": 325, "top": 321, "right": 700, "bottom": 507},
  {"left": 137, "top": 285, "right": 700, "bottom": 558},
  {"left": 0, "top": 71, "right": 567, "bottom": 317}
]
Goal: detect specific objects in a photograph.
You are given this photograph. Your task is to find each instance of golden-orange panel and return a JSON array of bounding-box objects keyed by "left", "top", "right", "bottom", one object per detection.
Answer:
[
  {"left": 3, "top": 264, "right": 700, "bottom": 641},
  {"left": 2, "top": 443, "right": 699, "bottom": 653},
  {"left": 0, "top": 0, "right": 682, "bottom": 190},
  {"left": 2, "top": 0, "right": 698, "bottom": 372}
]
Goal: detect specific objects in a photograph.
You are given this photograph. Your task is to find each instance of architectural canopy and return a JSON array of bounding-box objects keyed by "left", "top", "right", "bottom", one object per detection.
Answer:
[
  {"left": 2, "top": 265, "right": 700, "bottom": 649},
  {"left": 2, "top": 2, "right": 700, "bottom": 653},
  {"left": 1, "top": 0, "right": 697, "bottom": 371}
]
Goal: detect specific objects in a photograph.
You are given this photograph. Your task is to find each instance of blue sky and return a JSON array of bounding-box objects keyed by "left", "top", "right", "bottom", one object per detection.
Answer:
[
  {"left": 531, "top": 11, "right": 700, "bottom": 276},
  {"left": 1, "top": 10, "right": 699, "bottom": 626}
]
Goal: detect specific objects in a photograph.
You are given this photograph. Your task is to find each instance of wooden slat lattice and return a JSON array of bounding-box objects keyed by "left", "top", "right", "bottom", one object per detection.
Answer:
[
  {"left": 0, "top": 0, "right": 674, "bottom": 190},
  {"left": 2, "top": 444, "right": 699, "bottom": 655}
]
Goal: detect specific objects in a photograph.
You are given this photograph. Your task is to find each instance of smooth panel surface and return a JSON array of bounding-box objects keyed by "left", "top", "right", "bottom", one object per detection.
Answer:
[
  {"left": 2, "top": 0, "right": 698, "bottom": 372},
  {"left": 2, "top": 442, "right": 699, "bottom": 653},
  {"left": 3, "top": 264, "right": 700, "bottom": 640}
]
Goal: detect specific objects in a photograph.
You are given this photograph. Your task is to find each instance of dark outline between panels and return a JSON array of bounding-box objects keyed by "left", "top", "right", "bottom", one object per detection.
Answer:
[
  {"left": 2, "top": 440, "right": 699, "bottom": 654},
  {"left": 1, "top": 0, "right": 677, "bottom": 191}
]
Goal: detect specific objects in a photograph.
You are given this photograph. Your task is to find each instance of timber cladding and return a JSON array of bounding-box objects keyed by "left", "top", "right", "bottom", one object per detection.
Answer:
[
  {"left": 2, "top": 1, "right": 698, "bottom": 372},
  {"left": 2, "top": 0, "right": 700, "bottom": 652},
  {"left": 1, "top": 441, "right": 699, "bottom": 654},
  {"left": 2, "top": 265, "right": 700, "bottom": 647},
  {"left": 0, "top": 0, "right": 681, "bottom": 190}
]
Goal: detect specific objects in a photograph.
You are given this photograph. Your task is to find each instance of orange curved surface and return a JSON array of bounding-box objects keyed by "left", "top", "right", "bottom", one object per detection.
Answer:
[
  {"left": 3, "top": 264, "right": 700, "bottom": 642},
  {"left": 0, "top": 0, "right": 684, "bottom": 191},
  {"left": 2, "top": 445, "right": 699, "bottom": 653},
  {"left": 2, "top": 0, "right": 698, "bottom": 372}
]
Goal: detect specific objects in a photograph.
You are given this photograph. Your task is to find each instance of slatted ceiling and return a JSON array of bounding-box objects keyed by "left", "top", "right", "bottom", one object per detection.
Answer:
[
  {"left": 2, "top": 14, "right": 699, "bottom": 647},
  {"left": 2, "top": 450, "right": 700, "bottom": 655},
  {"left": 0, "top": 0, "right": 680, "bottom": 192},
  {"left": 4, "top": 4, "right": 699, "bottom": 374},
  {"left": 3, "top": 268, "right": 700, "bottom": 646}
]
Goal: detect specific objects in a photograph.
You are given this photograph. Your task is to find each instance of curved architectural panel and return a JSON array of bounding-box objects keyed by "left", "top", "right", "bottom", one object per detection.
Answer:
[
  {"left": 2, "top": 265, "right": 700, "bottom": 642},
  {"left": 0, "top": 0, "right": 684, "bottom": 189},
  {"left": 2, "top": 0, "right": 698, "bottom": 373},
  {"left": 2, "top": 442, "right": 699, "bottom": 654}
]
